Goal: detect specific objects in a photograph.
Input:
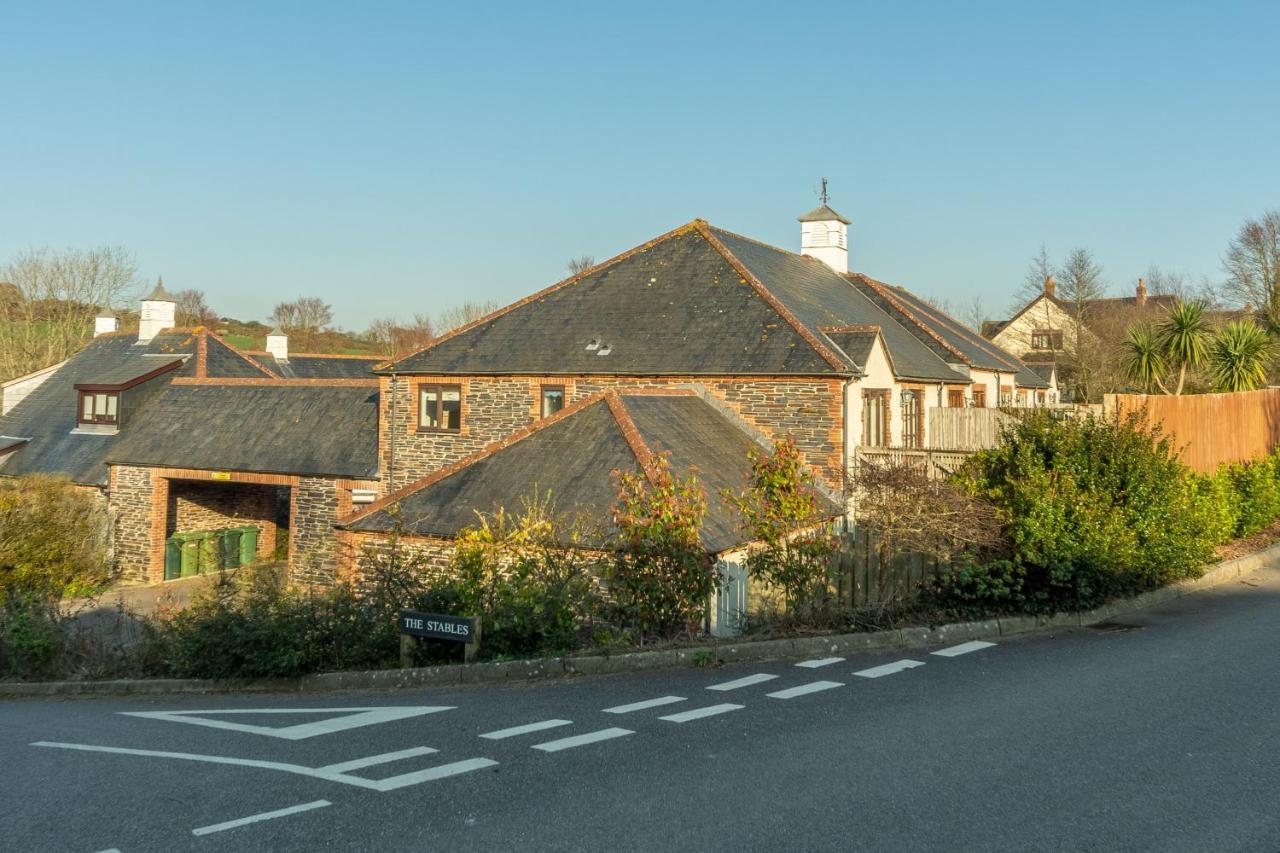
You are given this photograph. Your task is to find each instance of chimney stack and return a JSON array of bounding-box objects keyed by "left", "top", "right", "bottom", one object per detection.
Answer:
[
  {"left": 1044, "top": 275, "right": 1055, "bottom": 298},
  {"left": 94, "top": 309, "right": 119, "bottom": 337},
  {"left": 266, "top": 328, "right": 289, "bottom": 361},
  {"left": 137, "top": 277, "right": 176, "bottom": 343},
  {"left": 1135, "top": 277, "right": 1147, "bottom": 307}
]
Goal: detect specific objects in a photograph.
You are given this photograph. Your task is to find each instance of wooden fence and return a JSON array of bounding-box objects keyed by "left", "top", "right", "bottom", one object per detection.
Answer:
[
  {"left": 928, "top": 408, "right": 1014, "bottom": 450},
  {"left": 828, "top": 529, "right": 956, "bottom": 609},
  {"left": 1105, "top": 388, "right": 1280, "bottom": 473},
  {"left": 854, "top": 446, "right": 975, "bottom": 479}
]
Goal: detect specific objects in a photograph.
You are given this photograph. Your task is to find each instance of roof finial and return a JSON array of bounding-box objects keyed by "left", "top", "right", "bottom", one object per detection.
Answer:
[{"left": 819, "top": 177, "right": 830, "bottom": 206}]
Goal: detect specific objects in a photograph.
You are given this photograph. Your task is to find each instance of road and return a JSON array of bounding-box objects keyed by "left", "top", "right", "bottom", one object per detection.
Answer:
[{"left": 3, "top": 564, "right": 1279, "bottom": 853}]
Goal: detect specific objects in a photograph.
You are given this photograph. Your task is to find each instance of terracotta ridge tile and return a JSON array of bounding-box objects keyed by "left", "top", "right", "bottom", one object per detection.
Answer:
[
  {"left": 820, "top": 324, "right": 881, "bottom": 333},
  {"left": 337, "top": 391, "right": 615, "bottom": 526},
  {"left": 604, "top": 392, "right": 659, "bottom": 485},
  {"left": 847, "top": 274, "right": 972, "bottom": 365},
  {"left": 169, "top": 377, "right": 378, "bottom": 387},
  {"left": 694, "top": 221, "right": 851, "bottom": 374},
  {"left": 195, "top": 326, "right": 278, "bottom": 378},
  {"left": 381, "top": 220, "right": 707, "bottom": 373}
]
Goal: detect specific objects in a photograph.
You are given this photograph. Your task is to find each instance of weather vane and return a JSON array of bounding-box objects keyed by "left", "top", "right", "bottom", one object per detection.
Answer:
[{"left": 819, "top": 177, "right": 830, "bottom": 206}]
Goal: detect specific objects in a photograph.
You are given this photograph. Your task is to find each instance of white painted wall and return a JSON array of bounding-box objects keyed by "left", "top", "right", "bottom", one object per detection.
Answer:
[
  {"left": 991, "top": 295, "right": 1079, "bottom": 359},
  {"left": 844, "top": 335, "right": 896, "bottom": 463},
  {"left": 266, "top": 332, "right": 289, "bottom": 361},
  {"left": 138, "top": 298, "right": 176, "bottom": 343},
  {"left": 800, "top": 219, "right": 848, "bottom": 274},
  {"left": 1, "top": 361, "right": 65, "bottom": 415},
  {"left": 94, "top": 315, "right": 119, "bottom": 336}
]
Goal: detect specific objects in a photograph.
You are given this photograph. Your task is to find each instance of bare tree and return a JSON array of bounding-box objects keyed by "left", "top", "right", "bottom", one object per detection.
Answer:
[
  {"left": 1009, "top": 244, "right": 1055, "bottom": 312},
  {"left": 958, "top": 295, "right": 988, "bottom": 333},
  {"left": 0, "top": 246, "right": 138, "bottom": 382},
  {"left": 271, "top": 296, "right": 333, "bottom": 349},
  {"left": 436, "top": 300, "right": 500, "bottom": 334},
  {"left": 1054, "top": 248, "right": 1108, "bottom": 402},
  {"left": 1223, "top": 210, "right": 1280, "bottom": 330},
  {"left": 366, "top": 313, "right": 435, "bottom": 357},
  {"left": 173, "top": 289, "right": 217, "bottom": 327},
  {"left": 567, "top": 255, "right": 596, "bottom": 276}
]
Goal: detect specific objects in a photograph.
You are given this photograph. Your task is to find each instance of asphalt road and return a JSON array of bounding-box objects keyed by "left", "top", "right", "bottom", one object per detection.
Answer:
[{"left": 3, "top": 565, "right": 1279, "bottom": 853}]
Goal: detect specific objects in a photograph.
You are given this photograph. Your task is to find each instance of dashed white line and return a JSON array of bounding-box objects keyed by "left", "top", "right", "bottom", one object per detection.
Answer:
[
  {"left": 931, "top": 640, "right": 996, "bottom": 657},
  {"left": 480, "top": 719, "right": 573, "bottom": 740},
  {"left": 853, "top": 659, "right": 926, "bottom": 679},
  {"left": 191, "top": 799, "right": 331, "bottom": 836},
  {"left": 368, "top": 758, "right": 498, "bottom": 791},
  {"left": 767, "top": 680, "right": 844, "bottom": 699},
  {"left": 319, "top": 746, "right": 437, "bottom": 773},
  {"left": 532, "top": 728, "right": 633, "bottom": 752},
  {"left": 603, "top": 696, "right": 687, "bottom": 714},
  {"left": 796, "top": 657, "right": 845, "bottom": 669},
  {"left": 707, "top": 673, "right": 779, "bottom": 691},
  {"left": 659, "top": 703, "right": 744, "bottom": 723}
]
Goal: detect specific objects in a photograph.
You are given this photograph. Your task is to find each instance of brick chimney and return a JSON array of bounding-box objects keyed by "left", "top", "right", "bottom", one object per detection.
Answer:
[
  {"left": 1135, "top": 277, "right": 1147, "bottom": 307},
  {"left": 1044, "top": 275, "right": 1055, "bottom": 298}
]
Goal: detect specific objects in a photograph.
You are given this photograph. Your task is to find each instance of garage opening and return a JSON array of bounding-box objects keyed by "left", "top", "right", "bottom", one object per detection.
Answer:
[{"left": 164, "top": 480, "right": 290, "bottom": 577}]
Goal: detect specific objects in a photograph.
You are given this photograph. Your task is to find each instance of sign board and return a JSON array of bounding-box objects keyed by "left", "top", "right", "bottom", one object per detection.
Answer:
[
  {"left": 400, "top": 611, "right": 477, "bottom": 643},
  {"left": 210, "top": 472, "right": 231, "bottom": 481}
]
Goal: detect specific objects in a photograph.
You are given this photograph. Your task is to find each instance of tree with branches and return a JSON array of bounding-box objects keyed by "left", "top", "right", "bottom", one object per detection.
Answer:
[{"left": 1223, "top": 210, "right": 1280, "bottom": 330}]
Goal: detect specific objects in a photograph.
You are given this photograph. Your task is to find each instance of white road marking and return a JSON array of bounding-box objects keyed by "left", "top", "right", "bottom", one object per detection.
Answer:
[
  {"left": 603, "top": 696, "right": 686, "bottom": 714},
  {"left": 796, "top": 657, "right": 845, "bottom": 669},
  {"left": 658, "top": 703, "right": 744, "bottom": 723},
  {"left": 319, "top": 746, "right": 437, "bottom": 773},
  {"left": 119, "top": 706, "right": 452, "bottom": 740},
  {"left": 479, "top": 719, "right": 573, "bottom": 740},
  {"left": 767, "top": 680, "right": 844, "bottom": 699},
  {"left": 853, "top": 659, "right": 926, "bottom": 679},
  {"left": 32, "top": 741, "right": 492, "bottom": 792},
  {"left": 191, "top": 799, "right": 331, "bottom": 836},
  {"left": 93, "top": 849, "right": 123, "bottom": 852},
  {"left": 707, "top": 673, "right": 779, "bottom": 691},
  {"left": 531, "top": 728, "right": 633, "bottom": 752},
  {"left": 367, "top": 758, "right": 498, "bottom": 791},
  {"left": 931, "top": 640, "right": 997, "bottom": 657}
]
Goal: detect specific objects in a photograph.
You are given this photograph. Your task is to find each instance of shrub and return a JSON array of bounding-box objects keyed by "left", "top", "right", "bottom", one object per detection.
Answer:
[
  {"left": 0, "top": 594, "right": 70, "bottom": 679},
  {"left": 608, "top": 454, "right": 717, "bottom": 639},
  {"left": 724, "top": 437, "right": 839, "bottom": 615},
  {"left": 1187, "top": 471, "right": 1241, "bottom": 545},
  {"left": 941, "top": 411, "right": 1217, "bottom": 611},
  {"left": 1226, "top": 457, "right": 1280, "bottom": 536},
  {"left": 0, "top": 475, "right": 111, "bottom": 604}
]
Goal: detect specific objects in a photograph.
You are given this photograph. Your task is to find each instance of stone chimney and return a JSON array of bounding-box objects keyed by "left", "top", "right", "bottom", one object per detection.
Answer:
[
  {"left": 798, "top": 198, "right": 851, "bottom": 275},
  {"left": 137, "top": 277, "right": 176, "bottom": 343},
  {"left": 94, "top": 309, "right": 119, "bottom": 337},
  {"left": 1135, "top": 277, "right": 1147, "bottom": 307},
  {"left": 266, "top": 328, "right": 289, "bottom": 361},
  {"left": 1044, "top": 275, "right": 1055, "bottom": 298}
]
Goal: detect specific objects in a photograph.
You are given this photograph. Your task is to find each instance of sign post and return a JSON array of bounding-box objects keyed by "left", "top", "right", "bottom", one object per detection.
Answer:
[{"left": 398, "top": 610, "right": 481, "bottom": 666}]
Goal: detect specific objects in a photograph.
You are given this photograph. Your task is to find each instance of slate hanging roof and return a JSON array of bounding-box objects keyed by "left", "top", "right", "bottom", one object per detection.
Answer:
[
  {"left": 385, "top": 220, "right": 966, "bottom": 383},
  {"left": 341, "top": 390, "right": 842, "bottom": 555},
  {"left": 104, "top": 382, "right": 379, "bottom": 479}
]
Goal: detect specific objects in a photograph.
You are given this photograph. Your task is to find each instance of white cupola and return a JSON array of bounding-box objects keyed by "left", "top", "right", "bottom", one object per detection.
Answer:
[
  {"left": 94, "top": 309, "right": 119, "bottom": 337},
  {"left": 137, "top": 277, "right": 176, "bottom": 343},
  {"left": 798, "top": 184, "right": 851, "bottom": 274},
  {"left": 266, "top": 327, "right": 289, "bottom": 361}
]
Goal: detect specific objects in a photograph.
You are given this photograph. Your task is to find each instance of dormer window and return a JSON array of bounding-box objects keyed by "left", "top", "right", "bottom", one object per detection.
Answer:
[{"left": 79, "top": 391, "right": 118, "bottom": 426}]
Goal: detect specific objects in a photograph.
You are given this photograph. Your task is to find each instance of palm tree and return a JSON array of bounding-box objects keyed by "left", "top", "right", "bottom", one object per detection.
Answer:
[
  {"left": 1156, "top": 299, "right": 1210, "bottom": 395},
  {"left": 1209, "top": 321, "right": 1273, "bottom": 392},
  {"left": 1124, "top": 325, "right": 1170, "bottom": 393}
]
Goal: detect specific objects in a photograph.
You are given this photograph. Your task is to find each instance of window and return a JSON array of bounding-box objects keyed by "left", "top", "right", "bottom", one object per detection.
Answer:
[
  {"left": 540, "top": 385, "right": 565, "bottom": 418},
  {"left": 1016, "top": 391, "right": 1028, "bottom": 408},
  {"left": 973, "top": 387, "right": 987, "bottom": 408},
  {"left": 861, "top": 389, "right": 888, "bottom": 447},
  {"left": 901, "top": 388, "right": 922, "bottom": 449},
  {"left": 1031, "top": 329, "right": 1063, "bottom": 350},
  {"left": 1000, "top": 385, "right": 1013, "bottom": 406},
  {"left": 1037, "top": 391, "right": 1046, "bottom": 406},
  {"left": 78, "top": 391, "right": 118, "bottom": 425},
  {"left": 947, "top": 389, "right": 965, "bottom": 408},
  {"left": 418, "top": 384, "right": 462, "bottom": 432}
]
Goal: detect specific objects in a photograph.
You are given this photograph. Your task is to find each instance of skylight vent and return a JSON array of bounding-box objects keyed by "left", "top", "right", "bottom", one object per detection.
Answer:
[
  {"left": 585, "top": 339, "right": 601, "bottom": 351},
  {"left": 597, "top": 343, "right": 613, "bottom": 356}
]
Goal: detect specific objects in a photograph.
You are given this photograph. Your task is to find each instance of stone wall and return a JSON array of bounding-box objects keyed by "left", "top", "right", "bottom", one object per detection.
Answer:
[
  {"left": 380, "top": 374, "right": 846, "bottom": 490},
  {"left": 336, "top": 530, "right": 455, "bottom": 586},
  {"left": 109, "top": 465, "right": 165, "bottom": 585},
  {"left": 291, "top": 477, "right": 344, "bottom": 585}
]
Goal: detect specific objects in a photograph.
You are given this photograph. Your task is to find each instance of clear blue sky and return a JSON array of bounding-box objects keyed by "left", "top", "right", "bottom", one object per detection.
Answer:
[{"left": 3, "top": 1, "right": 1277, "bottom": 328}]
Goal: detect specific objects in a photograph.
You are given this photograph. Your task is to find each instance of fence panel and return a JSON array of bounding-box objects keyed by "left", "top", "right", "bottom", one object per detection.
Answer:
[
  {"left": 827, "top": 529, "right": 953, "bottom": 609},
  {"left": 854, "top": 447, "right": 975, "bottom": 480},
  {"left": 1105, "top": 388, "right": 1280, "bottom": 473},
  {"left": 928, "top": 408, "right": 1014, "bottom": 450}
]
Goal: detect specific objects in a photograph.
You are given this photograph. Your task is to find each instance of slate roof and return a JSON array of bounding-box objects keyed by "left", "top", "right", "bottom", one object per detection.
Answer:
[
  {"left": 1023, "top": 361, "right": 1057, "bottom": 383},
  {"left": 823, "top": 329, "right": 881, "bottom": 367},
  {"left": 342, "top": 392, "right": 841, "bottom": 555},
  {"left": 251, "top": 353, "right": 383, "bottom": 379},
  {"left": 0, "top": 329, "right": 287, "bottom": 485},
  {"left": 77, "top": 355, "right": 184, "bottom": 388},
  {"left": 386, "top": 220, "right": 966, "bottom": 384},
  {"left": 105, "top": 384, "right": 379, "bottom": 479},
  {"left": 0, "top": 436, "right": 28, "bottom": 455},
  {"left": 797, "top": 204, "right": 851, "bottom": 224},
  {"left": 708, "top": 228, "right": 965, "bottom": 382}
]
